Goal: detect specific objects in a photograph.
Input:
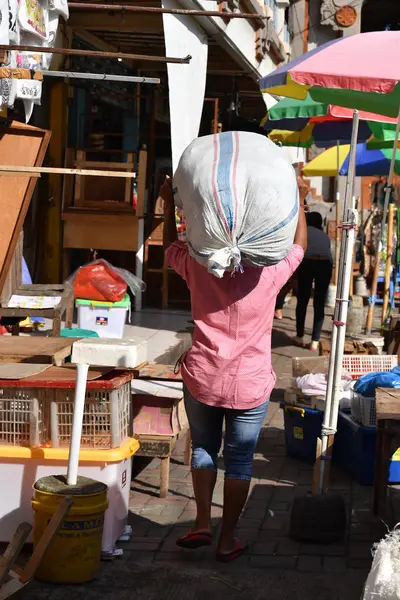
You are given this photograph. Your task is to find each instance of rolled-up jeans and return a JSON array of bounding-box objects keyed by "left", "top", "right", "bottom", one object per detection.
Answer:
[{"left": 184, "top": 386, "right": 268, "bottom": 481}]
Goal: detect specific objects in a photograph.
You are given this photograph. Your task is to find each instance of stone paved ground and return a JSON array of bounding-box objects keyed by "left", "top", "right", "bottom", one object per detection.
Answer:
[{"left": 22, "top": 302, "right": 386, "bottom": 600}]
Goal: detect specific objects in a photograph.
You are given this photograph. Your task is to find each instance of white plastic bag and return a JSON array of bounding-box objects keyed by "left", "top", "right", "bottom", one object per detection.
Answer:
[
  {"left": 363, "top": 527, "right": 400, "bottom": 599},
  {"left": 173, "top": 131, "right": 299, "bottom": 278}
]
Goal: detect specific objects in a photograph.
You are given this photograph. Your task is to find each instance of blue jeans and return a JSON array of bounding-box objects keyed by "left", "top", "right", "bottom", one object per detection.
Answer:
[{"left": 184, "top": 387, "right": 268, "bottom": 481}]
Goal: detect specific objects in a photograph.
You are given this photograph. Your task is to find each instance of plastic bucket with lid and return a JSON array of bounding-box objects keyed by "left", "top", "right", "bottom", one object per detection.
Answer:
[{"left": 32, "top": 475, "right": 108, "bottom": 583}]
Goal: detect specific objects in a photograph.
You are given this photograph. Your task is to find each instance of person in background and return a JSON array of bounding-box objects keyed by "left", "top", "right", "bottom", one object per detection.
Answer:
[
  {"left": 160, "top": 175, "right": 307, "bottom": 563},
  {"left": 293, "top": 211, "right": 333, "bottom": 351},
  {"left": 274, "top": 180, "right": 309, "bottom": 320}
]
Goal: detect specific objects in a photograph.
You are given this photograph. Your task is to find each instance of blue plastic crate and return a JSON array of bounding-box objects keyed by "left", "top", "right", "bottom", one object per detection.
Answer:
[
  {"left": 334, "top": 410, "right": 400, "bottom": 485},
  {"left": 280, "top": 403, "right": 323, "bottom": 463}
]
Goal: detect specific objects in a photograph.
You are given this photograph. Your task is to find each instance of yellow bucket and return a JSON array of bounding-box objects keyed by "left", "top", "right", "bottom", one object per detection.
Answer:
[{"left": 32, "top": 475, "right": 108, "bottom": 584}]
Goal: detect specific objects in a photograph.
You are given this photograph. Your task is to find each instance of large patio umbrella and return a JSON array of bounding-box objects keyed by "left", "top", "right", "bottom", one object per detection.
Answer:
[
  {"left": 263, "top": 94, "right": 398, "bottom": 132},
  {"left": 259, "top": 31, "right": 400, "bottom": 118},
  {"left": 302, "top": 143, "right": 400, "bottom": 177},
  {"left": 259, "top": 31, "right": 400, "bottom": 544},
  {"left": 268, "top": 121, "right": 376, "bottom": 148}
]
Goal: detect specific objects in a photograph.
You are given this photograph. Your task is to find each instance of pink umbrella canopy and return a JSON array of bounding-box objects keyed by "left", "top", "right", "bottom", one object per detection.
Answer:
[{"left": 259, "top": 31, "right": 400, "bottom": 117}]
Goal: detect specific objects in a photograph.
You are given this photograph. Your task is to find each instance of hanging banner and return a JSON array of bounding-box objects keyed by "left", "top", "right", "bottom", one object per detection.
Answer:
[{"left": 162, "top": 0, "right": 208, "bottom": 173}]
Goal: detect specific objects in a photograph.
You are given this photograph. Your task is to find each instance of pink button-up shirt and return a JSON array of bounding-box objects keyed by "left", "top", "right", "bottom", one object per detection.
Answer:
[{"left": 166, "top": 241, "right": 304, "bottom": 410}]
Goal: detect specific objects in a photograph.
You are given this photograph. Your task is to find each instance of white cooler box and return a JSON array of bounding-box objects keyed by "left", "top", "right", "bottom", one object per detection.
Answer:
[
  {"left": 0, "top": 438, "right": 138, "bottom": 556},
  {"left": 76, "top": 294, "right": 131, "bottom": 339}
]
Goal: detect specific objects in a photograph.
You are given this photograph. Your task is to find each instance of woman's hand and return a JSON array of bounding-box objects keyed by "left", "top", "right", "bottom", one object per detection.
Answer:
[
  {"left": 297, "top": 176, "right": 310, "bottom": 204},
  {"left": 159, "top": 175, "right": 174, "bottom": 209}
]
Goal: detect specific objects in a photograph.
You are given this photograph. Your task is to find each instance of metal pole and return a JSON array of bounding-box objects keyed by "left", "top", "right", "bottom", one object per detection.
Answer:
[
  {"left": 365, "top": 107, "right": 400, "bottom": 333},
  {"left": 69, "top": 3, "right": 268, "bottom": 22},
  {"left": 67, "top": 363, "right": 89, "bottom": 486},
  {"left": 43, "top": 71, "right": 160, "bottom": 84},
  {"left": 0, "top": 44, "right": 191, "bottom": 64},
  {"left": 318, "top": 110, "right": 360, "bottom": 494}
]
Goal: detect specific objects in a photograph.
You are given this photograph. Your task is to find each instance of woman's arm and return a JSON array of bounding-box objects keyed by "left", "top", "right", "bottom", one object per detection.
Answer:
[
  {"left": 159, "top": 176, "right": 178, "bottom": 253},
  {"left": 294, "top": 176, "right": 308, "bottom": 251}
]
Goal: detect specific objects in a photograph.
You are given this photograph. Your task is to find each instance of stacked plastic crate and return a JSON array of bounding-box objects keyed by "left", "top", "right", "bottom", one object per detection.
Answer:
[
  {"left": 282, "top": 355, "right": 399, "bottom": 485},
  {"left": 0, "top": 369, "right": 138, "bottom": 558}
]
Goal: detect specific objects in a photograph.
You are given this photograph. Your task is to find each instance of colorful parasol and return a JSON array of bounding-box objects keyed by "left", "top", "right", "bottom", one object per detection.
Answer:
[
  {"left": 263, "top": 94, "right": 398, "bottom": 131},
  {"left": 302, "top": 143, "right": 400, "bottom": 177},
  {"left": 259, "top": 31, "right": 400, "bottom": 118}
]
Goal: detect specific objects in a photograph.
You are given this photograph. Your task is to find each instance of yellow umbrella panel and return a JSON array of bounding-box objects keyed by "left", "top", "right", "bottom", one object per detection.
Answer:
[
  {"left": 268, "top": 124, "right": 314, "bottom": 148},
  {"left": 302, "top": 144, "right": 350, "bottom": 177}
]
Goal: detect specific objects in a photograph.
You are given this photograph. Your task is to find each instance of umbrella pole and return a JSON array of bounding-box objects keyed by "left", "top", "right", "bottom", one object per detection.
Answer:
[
  {"left": 382, "top": 203, "right": 395, "bottom": 325},
  {"left": 334, "top": 140, "right": 340, "bottom": 287},
  {"left": 366, "top": 108, "right": 400, "bottom": 334},
  {"left": 318, "top": 110, "right": 359, "bottom": 494}
]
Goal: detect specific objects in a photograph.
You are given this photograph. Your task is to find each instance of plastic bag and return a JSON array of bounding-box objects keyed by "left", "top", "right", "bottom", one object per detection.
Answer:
[
  {"left": 355, "top": 367, "right": 400, "bottom": 398},
  {"left": 295, "top": 372, "right": 352, "bottom": 396},
  {"left": 66, "top": 259, "right": 146, "bottom": 303},
  {"left": 173, "top": 131, "right": 299, "bottom": 278},
  {"left": 363, "top": 527, "right": 400, "bottom": 599}
]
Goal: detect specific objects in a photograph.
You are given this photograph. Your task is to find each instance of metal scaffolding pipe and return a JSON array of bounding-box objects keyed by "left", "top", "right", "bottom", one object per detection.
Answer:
[
  {"left": 0, "top": 45, "right": 191, "bottom": 64},
  {"left": 68, "top": 3, "right": 268, "bottom": 22},
  {"left": 43, "top": 70, "right": 160, "bottom": 83}
]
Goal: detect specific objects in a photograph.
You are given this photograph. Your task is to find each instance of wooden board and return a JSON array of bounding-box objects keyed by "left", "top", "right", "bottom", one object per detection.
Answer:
[
  {"left": 138, "top": 363, "right": 183, "bottom": 381},
  {"left": 22, "top": 365, "right": 111, "bottom": 382},
  {"left": 0, "top": 337, "right": 77, "bottom": 364},
  {"left": 63, "top": 211, "right": 138, "bottom": 251},
  {"left": 0, "top": 121, "right": 51, "bottom": 295},
  {"left": 376, "top": 388, "right": 400, "bottom": 422},
  {"left": 0, "top": 363, "right": 50, "bottom": 379},
  {"left": 0, "top": 231, "right": 23, "bottom": 307}
]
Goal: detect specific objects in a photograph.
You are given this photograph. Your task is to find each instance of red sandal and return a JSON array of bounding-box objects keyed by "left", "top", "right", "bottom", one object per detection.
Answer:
[
  {"left": 216, "top": 539, "right": 248, "bottom": 563},
  {"left": 176, "top": 530, "right": 213, "bottom": 549}
]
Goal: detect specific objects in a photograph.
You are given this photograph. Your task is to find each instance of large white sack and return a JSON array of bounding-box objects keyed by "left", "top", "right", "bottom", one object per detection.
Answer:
[{"left": 173, "top": 131, "right": 299, "bottom": 278}]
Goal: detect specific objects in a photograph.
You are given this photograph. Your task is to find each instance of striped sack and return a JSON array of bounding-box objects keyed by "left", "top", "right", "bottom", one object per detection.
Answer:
[{"left": 173, "top": 131, "right": 299, "bottom": 278}]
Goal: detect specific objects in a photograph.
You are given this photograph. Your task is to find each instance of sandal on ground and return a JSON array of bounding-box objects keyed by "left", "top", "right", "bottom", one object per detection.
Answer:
[
  {"left": 216, "top": 539, "right": 248, "bottom": 563},
  {"left": 176, "top": 530, "right": 213, "bottom": 549}
]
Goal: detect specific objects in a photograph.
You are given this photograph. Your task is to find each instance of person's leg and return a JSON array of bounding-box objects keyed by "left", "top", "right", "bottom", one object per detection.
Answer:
[
  {"left": 179, "top": 387, "right": 224, "bottom": 544},
  {"left": 311, "top": 260, "right": 333, "bottom": 343},
  {"left": 275, "top": 279, "right": 292, "bottom": 318},
  {"left": 217, "top": 400, "right": 269, "bottom": 557},
  {"left": 295, "top": 260, "right": 314, "bottom": 342}
]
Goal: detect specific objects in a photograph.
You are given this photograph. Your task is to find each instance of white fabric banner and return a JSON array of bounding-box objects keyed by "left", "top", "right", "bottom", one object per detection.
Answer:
[{"left": 162, "top": 0, "right": 208, "bottom": 173}]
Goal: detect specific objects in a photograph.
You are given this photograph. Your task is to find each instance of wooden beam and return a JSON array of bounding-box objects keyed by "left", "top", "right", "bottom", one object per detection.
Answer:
[
  {"left": 1, "top": 45, "right": 191, "bottom": 64},
  {"left": 69, "top": 3, "right": 267, "bottom": 24},
  {"left": 0, "top": 166, "right": 138, "bottom": 177}
]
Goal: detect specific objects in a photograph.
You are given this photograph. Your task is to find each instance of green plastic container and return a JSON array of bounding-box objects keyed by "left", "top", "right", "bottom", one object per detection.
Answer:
[{"left": 60, "top": 328, "right": 99, "bottom": 338}]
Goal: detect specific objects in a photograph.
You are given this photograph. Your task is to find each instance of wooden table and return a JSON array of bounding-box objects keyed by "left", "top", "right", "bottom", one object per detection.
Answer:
[
  {"left": 373, "top": 387, "right": 400, "bottom": 516},
  {"left": 0, "top": 336, "right": 78, "bottom": 365}
]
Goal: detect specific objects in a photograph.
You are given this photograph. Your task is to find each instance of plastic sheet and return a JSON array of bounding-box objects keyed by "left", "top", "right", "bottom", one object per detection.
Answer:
[
  {"left": 66, "top": 259, "right": 145, "bottom": 303},
  {"left": 355, "top": 367, "right": 400, "bottom": 397},
  {"left": 363, "top": 527, "right": 400, "bottom": 599}
]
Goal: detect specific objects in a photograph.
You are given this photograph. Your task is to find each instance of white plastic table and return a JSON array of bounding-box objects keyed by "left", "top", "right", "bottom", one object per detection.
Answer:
[{"left": 67, "top": 338, "right": 147, "bottom": 485}]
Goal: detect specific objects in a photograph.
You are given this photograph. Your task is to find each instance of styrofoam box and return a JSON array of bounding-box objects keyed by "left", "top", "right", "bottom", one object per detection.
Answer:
[
  {"left": 284, "top": 388, "right": 325, "bottom": 412},
  {"left": 76, "top": 296, "right": 130, "bottom": 339},
  {"left": 0, "top": 455, "right": 132, "bottom": 553}
]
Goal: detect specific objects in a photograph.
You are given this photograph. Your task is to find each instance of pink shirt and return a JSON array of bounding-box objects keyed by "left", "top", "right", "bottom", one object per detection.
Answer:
[{"left": 166, "top": 241, "right": 304, "bottom": 409}]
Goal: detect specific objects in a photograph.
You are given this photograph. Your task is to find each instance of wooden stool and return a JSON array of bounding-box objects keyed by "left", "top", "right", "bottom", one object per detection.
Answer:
[
  {"left": 132, "top": 377, "right": 188, "bottom": 498},
  {"left": 373, "top": 388, "right": 400, "bottom": 517}
]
